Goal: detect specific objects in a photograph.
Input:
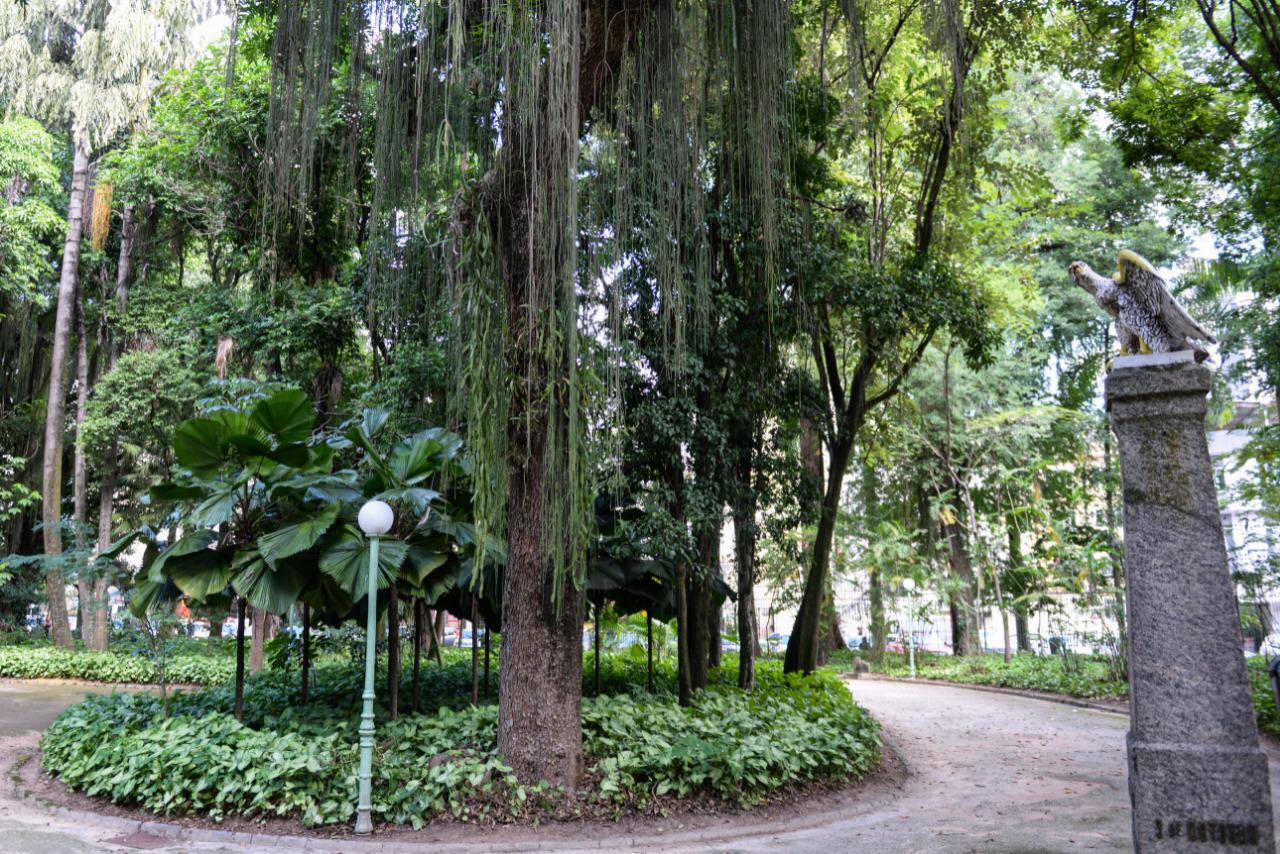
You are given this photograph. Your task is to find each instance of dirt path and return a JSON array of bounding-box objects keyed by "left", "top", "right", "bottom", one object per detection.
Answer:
[{"left": 4, "top": 677, "right": 1280, "bottom": 852}]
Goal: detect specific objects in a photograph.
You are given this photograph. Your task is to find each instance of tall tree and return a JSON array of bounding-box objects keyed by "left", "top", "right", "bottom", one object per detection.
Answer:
[
  {"left": 0, "top": 0, "right": 202, "bottom": 646},
  {"left": 784, "top": 0, "right": 1032, "bottom": 673}
]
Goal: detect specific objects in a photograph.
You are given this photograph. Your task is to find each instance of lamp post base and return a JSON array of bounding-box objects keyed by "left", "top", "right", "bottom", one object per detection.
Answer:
[{"left": 354, "top": 809, "right": 373, "bottom": 835}]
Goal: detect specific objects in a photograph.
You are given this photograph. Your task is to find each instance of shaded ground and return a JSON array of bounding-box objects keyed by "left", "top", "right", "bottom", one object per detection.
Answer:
[{"left": 3, "top": 677, "right": 1280, "bottom": 852}]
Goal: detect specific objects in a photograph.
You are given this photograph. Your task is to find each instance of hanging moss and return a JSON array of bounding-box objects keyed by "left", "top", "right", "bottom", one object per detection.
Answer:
[{"left": 262, "top": 0, "right": 794, "bottom": 596}]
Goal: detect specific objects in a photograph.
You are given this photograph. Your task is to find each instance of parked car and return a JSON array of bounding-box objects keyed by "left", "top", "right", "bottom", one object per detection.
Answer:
[
  {"left": 187, "top": 619, "right": 211, "bottom": 639},
  {"left": 720, "top": 637, "right": 741, "bottom": 653},
  {"left": 222, "top": 617, "right": 252, "bottom": 638},
  {"left": 766, "top": 633, "right": 789, "bottom": 653}
]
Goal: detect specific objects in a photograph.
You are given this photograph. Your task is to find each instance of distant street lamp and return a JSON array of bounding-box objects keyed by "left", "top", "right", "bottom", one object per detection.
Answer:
[
  {"left": 355, "top": 499, "right": 393, "bottom": 835},
  {"left": 902, "top": 578, "right": 917, "bottom": 680}
]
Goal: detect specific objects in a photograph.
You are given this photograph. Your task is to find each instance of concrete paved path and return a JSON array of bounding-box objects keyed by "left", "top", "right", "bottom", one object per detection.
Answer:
[{"left": 4, "top": 678, "right": 1280, "bottom": 853}]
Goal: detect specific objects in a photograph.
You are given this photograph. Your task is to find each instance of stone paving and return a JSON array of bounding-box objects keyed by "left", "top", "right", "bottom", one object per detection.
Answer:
[{"left": 4, "top": 677, "right": 1280, "bottom": 853}]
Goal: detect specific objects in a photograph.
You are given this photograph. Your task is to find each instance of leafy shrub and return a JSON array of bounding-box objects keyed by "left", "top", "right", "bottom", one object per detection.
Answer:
[
  {"left": 1248, "top": 658, "right": 1280, "bottom": 739},
  {"left": 858, "top": 651, "right": 1128, "bottom": 699},
  {"left": 584, "top": 665, "right": 879, "bottom": 804},
  {"left": 41, "top": 658, "right": 879, "bottom": 827},
  {"left": 0, "top": 645, "right": 234, "bottom": 685}
]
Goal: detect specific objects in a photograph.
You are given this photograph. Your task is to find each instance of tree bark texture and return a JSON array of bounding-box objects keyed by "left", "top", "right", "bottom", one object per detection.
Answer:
[
  {"left": 249, "top": 607, "right": 268, "bottom": 673},
  {"left": 40, "top": 136, "right": 90, "bottom": 650},
  {"left": 941, "top": 488, "right": 979, "bottom": 656}
]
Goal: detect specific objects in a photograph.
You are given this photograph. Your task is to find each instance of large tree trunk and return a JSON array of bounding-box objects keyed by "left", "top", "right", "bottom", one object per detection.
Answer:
[
  {"left": 40, "top": 136, "right": 90, "bottom": 650},
  {"left": 785, "top": 436, "right": 853, "bottom": 674},
  {"left": 486, "top": 0, "right": 656, "bottom": 788},
  {"left": 497, "top": 445, "right": 585, "bottom": 786}
]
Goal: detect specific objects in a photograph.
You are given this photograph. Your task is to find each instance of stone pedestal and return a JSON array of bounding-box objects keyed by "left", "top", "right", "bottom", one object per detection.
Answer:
[{"left": 1107, "top": 352, "right": 1275, "bottom": 853}]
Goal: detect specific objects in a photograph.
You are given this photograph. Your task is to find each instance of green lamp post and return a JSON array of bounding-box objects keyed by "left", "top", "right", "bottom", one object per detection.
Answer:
[{"left": 355, "top": 499, "right": 393, "bottom": 834}]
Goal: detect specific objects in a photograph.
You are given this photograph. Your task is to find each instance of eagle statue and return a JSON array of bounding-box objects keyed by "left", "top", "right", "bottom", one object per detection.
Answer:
[{"left": 1068, "top": 250, "right": 1216, "bottom": 363}]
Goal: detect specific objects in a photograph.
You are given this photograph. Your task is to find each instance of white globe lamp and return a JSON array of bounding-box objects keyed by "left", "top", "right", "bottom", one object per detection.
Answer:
[{"left": 358, "top": 500, "right": 394, "bottom": 536}]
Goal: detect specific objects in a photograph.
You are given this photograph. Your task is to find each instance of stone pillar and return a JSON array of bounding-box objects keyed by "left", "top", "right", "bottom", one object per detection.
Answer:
[{"left": 1107, "top": 352, "right": 1275, "bottom": 852}]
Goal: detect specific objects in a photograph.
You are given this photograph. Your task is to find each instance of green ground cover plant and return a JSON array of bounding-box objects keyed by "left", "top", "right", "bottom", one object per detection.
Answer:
[
  {"left": 41, "top": 657, "right": 879, "bottom": 828},
  {"left": 0, "top": 644, "right": 235, "bottom": 685}
]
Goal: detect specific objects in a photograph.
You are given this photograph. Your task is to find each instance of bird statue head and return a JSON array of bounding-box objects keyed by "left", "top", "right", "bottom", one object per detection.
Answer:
[
  {"left": 1068, "top": 260, "right": 1099, "bottom": 296},
  {"left": 1113, "top": 249, "right": 1156, "bottom": 284}
]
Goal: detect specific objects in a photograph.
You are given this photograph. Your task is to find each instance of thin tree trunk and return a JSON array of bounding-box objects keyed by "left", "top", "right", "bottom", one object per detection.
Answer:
[
  {"left": 91, "top": 477, "right": 113, "bottom": 651},
  {"left": 869, "top": 568, "right": 886, "bottom": 662},
  {"left": 412, "top": 598, "right": 422, "bottom": 713},
  {"left": 388, "top": 588, "right": 400, "bottom": 720},
  {"left": 785, "top": 437, "right": 853, "bottom": 674},
  {"left": 483, "top": 615, "right": 491, "bottom": 698},
  {"left": 593, "top": 598, "right": 602, "bottom": 696},
  {"left": 249, "top": 607, "right": 268, "bottom": 673},
  {"left": 41, "top": 136, "right": 90, "bottom": 650},
  {"left": 991, "top": 562, "right": 1012, "bottom": 663},
  {"left": 87, "top": 205, "right": 136, "bottom": 652},
  {"left": 677, "top": 564, "right": 693, "bottom": 706},
  {"left": 234, "top": 597, "right": 247, "bottom": 720},
  {"left": 470, "top": 595, "right": 479, "bottom": 706},
  {"left": 73, "top": 298, "right": 91, "bottom": 646},
  {"left": 431, "top": 608, "right": 446, "bottom": 666},
  {"left": 300, "top": 602, "right": 311, "bottom": 705},
  {"left": 733, "top": 489, "right": 757, "bottom": 691},
  {"left": 706, "top": 522, "right": 723, "bottom": 671},
  {"left": 646, "top": 611, "right": 655, "bottom": 693}
]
